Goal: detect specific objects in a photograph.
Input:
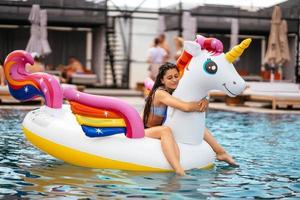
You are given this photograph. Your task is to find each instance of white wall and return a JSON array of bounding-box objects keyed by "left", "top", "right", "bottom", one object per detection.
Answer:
[{"left": 130, "top": 18, "right": 158, "bottom": 89}]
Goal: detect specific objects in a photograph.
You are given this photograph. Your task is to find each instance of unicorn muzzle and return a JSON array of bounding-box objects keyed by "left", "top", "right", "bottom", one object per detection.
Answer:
[{"left": 222, "top": 78, "right": 246, "bottom": 97}]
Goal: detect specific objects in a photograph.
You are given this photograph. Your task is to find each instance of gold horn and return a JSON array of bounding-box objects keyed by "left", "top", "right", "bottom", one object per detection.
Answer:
[{"left": 225, "top": 38, "right": 252, "bottom": 63}]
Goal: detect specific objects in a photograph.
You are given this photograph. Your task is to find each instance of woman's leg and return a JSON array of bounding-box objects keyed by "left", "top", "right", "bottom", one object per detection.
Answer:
[
  {"left": 173, "top": 140, "right": 180, "bottom": 161},
  {"left": 204, "top": 128, "right": 238, "bottom": 166},
  {"left": 145, "top": 126, "right": 185, "bottom": 175}
]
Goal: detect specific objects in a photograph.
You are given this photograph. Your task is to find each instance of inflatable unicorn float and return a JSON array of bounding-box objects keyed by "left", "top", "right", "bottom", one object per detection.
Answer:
[{"left": 4, "top": 35, "right": 251, "bottom": 172}]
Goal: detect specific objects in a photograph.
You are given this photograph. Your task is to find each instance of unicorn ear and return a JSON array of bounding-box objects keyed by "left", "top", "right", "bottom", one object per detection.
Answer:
[
  {"left": 196, "top": 34, "right": 205, "bottom": 38},
  {"left": 183, "top": 41, "right": 201, "bottom": 56},
  {"left": 196, "top": 35, "right": 206, "bottom": 47}
]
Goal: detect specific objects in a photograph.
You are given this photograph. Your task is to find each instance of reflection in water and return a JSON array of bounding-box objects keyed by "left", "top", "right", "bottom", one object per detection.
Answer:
[
  {"left": 21, "top": 163, "right": 194, "bottom": 199},
  {"left": 0, "top": 109, "right": 300, "bottom": 199},
  {"left": 21, "top": 163, "right": 190, "bottom": 199}
]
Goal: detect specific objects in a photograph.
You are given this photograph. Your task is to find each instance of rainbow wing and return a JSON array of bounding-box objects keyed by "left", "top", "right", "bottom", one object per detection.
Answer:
[
  {"left": 70, "top": 101, "right": 126, "bottom": 137},
  {"left": 64, "top": 87, "right": 144, "bottom": 139}
]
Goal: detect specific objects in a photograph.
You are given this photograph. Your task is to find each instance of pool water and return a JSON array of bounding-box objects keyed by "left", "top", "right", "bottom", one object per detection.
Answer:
[{"left": 0, "top": 108, "right": 299, "bottom": 199}]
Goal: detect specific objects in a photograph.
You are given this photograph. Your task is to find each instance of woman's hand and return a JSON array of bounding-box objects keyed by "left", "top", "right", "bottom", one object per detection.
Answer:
[
  {"left": 187, "top": 99, "right": 208, "bottom": 112},
  {"left": 197, "top": 98, "right": 209, "bottom": 112}
]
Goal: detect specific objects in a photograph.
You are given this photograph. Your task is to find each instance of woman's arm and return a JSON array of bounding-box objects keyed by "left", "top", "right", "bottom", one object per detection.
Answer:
[{"left": 156, "top": 90, "right": 207, "bottom": 112}]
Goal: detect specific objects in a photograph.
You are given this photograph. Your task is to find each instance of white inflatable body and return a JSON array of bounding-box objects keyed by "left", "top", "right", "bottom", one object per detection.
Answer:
[{"left": 23, "top": 105, "right": 216, "bottom": 171}]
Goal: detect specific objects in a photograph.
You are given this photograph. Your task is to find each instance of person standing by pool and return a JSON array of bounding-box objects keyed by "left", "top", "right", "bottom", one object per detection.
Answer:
[
  {"left": 143, "top": 62, "right": 237, "bottom": 176},
  {"left": 158, "top": 34, "right": 170, "bottom": 61},
  {"left": 147, "top": 37, "right": 168, "bottom": 81},
  {"left": 173, "top": 36, "right": 184, "bottom": 61},
  {"left": 26, "top": 53, "right": 45, "bottom": 73}
]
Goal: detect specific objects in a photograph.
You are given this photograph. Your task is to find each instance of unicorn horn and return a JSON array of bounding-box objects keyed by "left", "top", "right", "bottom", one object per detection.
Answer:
[{"left": 225, "top": 38, "right": 252, "bottom": 63}]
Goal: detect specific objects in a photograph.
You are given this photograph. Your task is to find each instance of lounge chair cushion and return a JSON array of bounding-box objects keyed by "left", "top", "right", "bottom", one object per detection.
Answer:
[
  {"left": 71, "top": 74, "right": 98, "bottom": 85},
  {"left": 246, "top": 82, "right": 300, "bottom": 93}
]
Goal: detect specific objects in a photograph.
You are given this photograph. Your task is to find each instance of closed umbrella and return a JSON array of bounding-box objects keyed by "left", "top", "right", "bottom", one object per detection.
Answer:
[
  {"left": 264, "top": 6, "right": 282, "bottom": 65},
  {"left": 40, "top": 9, "right": 51, "bottom": 55},
  {"left": 264, "top": 6, "right": 283, "bottom": 81},
  {"left": 26, "top": 4, "right": 42, "bottom": 55},
  {"left": 279, "top": 19, "right": 290, "bottom": 64}
]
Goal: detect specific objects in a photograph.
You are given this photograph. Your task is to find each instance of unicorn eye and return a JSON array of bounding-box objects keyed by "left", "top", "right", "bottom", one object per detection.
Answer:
[{"left": 203, "top": 59, "right": 218, "bottom": 74}]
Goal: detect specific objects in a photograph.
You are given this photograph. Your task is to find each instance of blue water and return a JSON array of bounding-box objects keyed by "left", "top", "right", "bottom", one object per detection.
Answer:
[{"left": 0, "top": 108, "right": 299, "bottom": 199}]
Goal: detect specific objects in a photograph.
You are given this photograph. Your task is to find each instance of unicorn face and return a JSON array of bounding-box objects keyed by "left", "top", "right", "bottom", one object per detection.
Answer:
[
  {"left": 177, "top": 36, "right": 251, "bottom": 97},
  {"left": 192, "top": 52, "right": 246, "bottom": 97}
]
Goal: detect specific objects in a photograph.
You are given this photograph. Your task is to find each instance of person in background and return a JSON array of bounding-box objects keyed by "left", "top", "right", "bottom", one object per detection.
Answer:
[
  {"left": 26, "top": 53, "right": 45, "bottom": 73},
  {"left": 147, "top": 37, "right": 168, "bottom": 81},
  {"left": 158, "top": 34, "right": 170, "bottom": 61},
  {"left": 173, "top": 36, "right": 184, "bottom": 61},
  {"left": 63, "top": 56, "right": 85, "bottom": 83}
]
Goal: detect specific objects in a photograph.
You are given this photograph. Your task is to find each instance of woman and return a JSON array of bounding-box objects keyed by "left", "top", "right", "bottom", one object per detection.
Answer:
[
  {"left": 26, "top": 53, "right": 45, "bottom": 73},
  {"left": 147, "top": 38, "right": 168, "bottom": 80},
  {"left": 63, "top": 57, "right": 85, "bottom": 83},
  {"left": 173, "top": 36, "right": 184, "bottom": 61},
  {"left": 143, "top": 62, "right": 237, "bottom": 176}
]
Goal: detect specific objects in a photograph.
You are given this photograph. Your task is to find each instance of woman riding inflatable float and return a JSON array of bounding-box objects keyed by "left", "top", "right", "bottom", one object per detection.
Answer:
[{"left": 3, "top": 35, "right": 251, "bottom": 173}]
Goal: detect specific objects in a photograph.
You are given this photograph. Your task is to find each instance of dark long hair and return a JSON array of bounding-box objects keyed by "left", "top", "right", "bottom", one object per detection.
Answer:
[{"left": 143, "top": 62, "right": 179, "bottom": 126}]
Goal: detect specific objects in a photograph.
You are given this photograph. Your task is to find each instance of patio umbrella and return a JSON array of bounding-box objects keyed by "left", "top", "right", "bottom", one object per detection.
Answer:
[
  {"left": 264, "top": 6, "right": 283, "bottom": 64},
  {"left": 264, "top": 6, "right": 291, "bottom": 81},
  {"left": 279, "top": 19, "right": 290, "bottom": 64},
  {"left": 40, "top": 9, "right": 52, "bottom": 55},
  {"left": 263, "top": 6, "right": 284, "bottom": 81},
  {"left": 25, "top": 4, "right": 42, "bottom": 55}
]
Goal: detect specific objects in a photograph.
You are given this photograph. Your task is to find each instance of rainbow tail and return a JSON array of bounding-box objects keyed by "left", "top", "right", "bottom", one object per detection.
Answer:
[
  {"left": 4, "top": 50, "right": 144, "bottom": 139},
  {"left": 64, "top": 87, "right": 144, "bottom": 139},
  {"left": 4, "top": 50, "right": 63, "bottom": 108}
]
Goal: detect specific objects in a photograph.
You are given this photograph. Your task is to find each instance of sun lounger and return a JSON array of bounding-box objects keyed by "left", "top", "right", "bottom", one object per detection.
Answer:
[
  {"left": 0, "top": 85, "right": 13, "bottom": 102},
  {"left": 209, "top": 89, "right": 249, "bottom": 106},
  {"left": 243, "top": 82, "right": 300, "bottom": 109},
  {"left": 70, "top": 73, "right": 98, "bottom": 86},
  {"left": 0, "top": 85, "right": 43, "bottom": 104}
]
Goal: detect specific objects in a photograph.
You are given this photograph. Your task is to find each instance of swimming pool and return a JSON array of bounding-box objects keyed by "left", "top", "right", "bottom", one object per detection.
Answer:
[{"left": 0, "top": 108, "right": 299, "bottom": 199}]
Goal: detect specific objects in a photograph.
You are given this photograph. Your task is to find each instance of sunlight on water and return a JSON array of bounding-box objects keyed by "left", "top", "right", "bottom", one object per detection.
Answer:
[{"left": 0, "top": 108, "right": 299, "bottom": 199}]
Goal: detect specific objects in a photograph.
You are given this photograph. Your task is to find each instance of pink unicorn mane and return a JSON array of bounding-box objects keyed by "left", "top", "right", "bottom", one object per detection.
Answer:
[{"left": 195, "top": 35, "right": 223, "bottom": 56}]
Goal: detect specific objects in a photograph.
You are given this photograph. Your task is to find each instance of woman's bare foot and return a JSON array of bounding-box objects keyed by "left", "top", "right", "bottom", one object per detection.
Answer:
[
  {"left": 175, "top": 168, "right": 186, "bottom": 176},
  {"left": 217, "top": 152, "right": 239, "bottom": 166}
]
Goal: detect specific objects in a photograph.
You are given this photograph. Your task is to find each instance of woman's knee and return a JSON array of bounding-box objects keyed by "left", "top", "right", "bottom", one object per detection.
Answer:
[{"left": 161, "top": 126, "right": 173, "bottom": 136}]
